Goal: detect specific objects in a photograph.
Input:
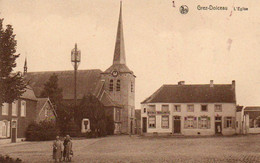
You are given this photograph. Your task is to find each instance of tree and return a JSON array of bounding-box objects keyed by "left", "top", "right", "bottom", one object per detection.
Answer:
[
  {"left": 40, "top": 73, "right": 63, "bottom": 106},
  {"left": 0, "top": 18, "right": 26, "bottom": 105},
  {"left": 75, "top": 94, "right": 114, "bottom": 137}
]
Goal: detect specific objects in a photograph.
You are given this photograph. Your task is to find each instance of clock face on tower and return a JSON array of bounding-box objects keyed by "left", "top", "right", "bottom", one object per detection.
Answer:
[{"left": 112, "top": 70, "right": 119, "bottom": 77}]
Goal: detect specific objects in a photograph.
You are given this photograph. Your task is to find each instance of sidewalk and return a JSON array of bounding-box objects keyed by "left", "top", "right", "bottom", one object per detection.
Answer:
[{"left": 0, "top": 138, "right": 26, "bottom": 146}]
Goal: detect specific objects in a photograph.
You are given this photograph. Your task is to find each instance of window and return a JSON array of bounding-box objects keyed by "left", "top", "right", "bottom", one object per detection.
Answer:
[
  {"left": 109, "top": 80, "right": 113, "bottom": 91},
  {"left": 131, "top": 82, "right": 134, "bottom": 92},
  {"left": 143, "top": 108, "right": 146, "bottom": 113},
  {"left": 44, "top": 109, "right": 48, "bottom": 117},
  {"left": 12, "top": 101, "right": 18, "bottom": 116},
  {"left": 185, "top": 116, "right": 197, "bottom": 129},
  {"left": 1, "top": 103, "right": 8, "bottom": 115},
  {"left": 187, "top": 105, "right": 194, "bottom": 112},
  {"left": 148, "top": 105, "right": 156, "bottom": 112},
  {"left": 201, "top": 105, "right": 208, "bottom": 112},
  {"left": 161, "top": 105, "right": 169, "bottom": 112},
  {"left": 20, "top": 100, "right": 26, "bottom": 117},
  {"left": 148, "top": 116, "right": 156, "bottom": 128},
  {"left": 215, "top": 104, "right": 222, "bottom": 112},
  {"left": 225, "top": 117, "right": 234, "bottom": 128},
  {"left": 174, "top": 105, "right": 181, "bottom": 112},
  {"left": 199, "top": 116, "right": 210, "bottom": 129},
  {"left": 116, "top": 80, "right": 120, "bottom": 91},
  {"left": 161, "top": 116, "right": 169, "bottom": 128}
]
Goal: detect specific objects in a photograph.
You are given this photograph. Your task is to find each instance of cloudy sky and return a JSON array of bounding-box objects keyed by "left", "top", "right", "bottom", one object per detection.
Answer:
[{"left": 1, "top": 0, "right": 260, "bottom": 107}]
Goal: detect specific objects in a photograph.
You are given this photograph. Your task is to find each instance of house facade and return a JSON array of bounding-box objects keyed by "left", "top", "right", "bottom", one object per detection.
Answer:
[
  {"left": 0, "top": 86, "right": 37, "bottom": 139},
  {"left": 0, "top": 87, "right": 57, "bottom": 140},
  {"left": 141, "top": 80, "right": 237, "bottom": 136}
]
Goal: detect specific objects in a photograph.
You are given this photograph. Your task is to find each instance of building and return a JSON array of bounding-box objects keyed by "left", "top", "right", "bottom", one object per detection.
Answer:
[
  {"left": 24, "top": 3, "right": 135, "bottom": 134},
  {"left": 0, "top": 86, "right": 37, "bottom": 139},
  {"left": 236, "top": 106, "right": 260, "bottom": 134},
  {"left": 141, "top": 80, "right": 237, "bottom": 136},
  {"left": 35, "top": 98, "right": 56, "bottom": 123},
  {"left": 0, "top": 87, "right": 57, "bottom": 140}
]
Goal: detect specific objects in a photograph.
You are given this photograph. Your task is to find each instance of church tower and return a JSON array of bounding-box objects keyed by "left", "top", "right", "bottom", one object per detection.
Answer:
[
  {"left": 24, "top": 57, "right": 27, "bottom": 75},
  {"left": 101, "top": 2, "right": 135, "bottom": 134}
]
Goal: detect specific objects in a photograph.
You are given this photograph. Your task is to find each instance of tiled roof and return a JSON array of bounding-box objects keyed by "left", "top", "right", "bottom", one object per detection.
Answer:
[
  {"left": 24, "top": 69, "right": 102, "bottom": 100},
  {"left": 142, "top": 84, "right": 236, "bottom": 104},
  {"left": 20, "top": 86, "right": 37, "bottom": 101}
]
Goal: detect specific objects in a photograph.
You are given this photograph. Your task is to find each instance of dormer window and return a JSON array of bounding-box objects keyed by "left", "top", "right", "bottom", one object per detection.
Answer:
[
  {"left": 116, "top": 80, "right": 120, "bottom": 91},
  {"left": 109, "top": 80, "right": 113, "bottom": 91}
]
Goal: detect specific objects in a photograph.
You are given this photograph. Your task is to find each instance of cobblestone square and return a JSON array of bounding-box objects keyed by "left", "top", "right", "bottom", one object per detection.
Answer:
[{"left": 1, "top": 134, "right": 260, "bottom": 162}]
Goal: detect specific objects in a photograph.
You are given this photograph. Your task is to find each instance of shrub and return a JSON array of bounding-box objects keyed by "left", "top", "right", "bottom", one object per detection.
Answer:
[
  {"left": 26, "top": 121, "right": 59, "bottom": 141},
  {"left": 0, "top": 154, "right": 22, "bottom": 162}
]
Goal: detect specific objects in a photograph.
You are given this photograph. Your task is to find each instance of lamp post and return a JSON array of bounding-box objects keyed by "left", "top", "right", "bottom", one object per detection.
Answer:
[{"left": 71, "top": 43, "right": 81, "bottom": 107}]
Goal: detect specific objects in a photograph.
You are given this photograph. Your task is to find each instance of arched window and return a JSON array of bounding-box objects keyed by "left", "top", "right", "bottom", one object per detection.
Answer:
[
  {"left": 131, "top": 82, "right": 134, "bottom": 92},
  {"left": 109, "top": 80, "right": 113, "bottom": 91},
  {"left": 116, "top": 80, "right": 120, "bottom": 91}
]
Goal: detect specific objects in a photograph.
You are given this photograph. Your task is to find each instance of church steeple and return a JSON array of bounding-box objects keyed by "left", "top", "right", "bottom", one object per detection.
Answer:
[
  {"left": 113, "top": 1, "right": 126, "bottom": 65},
  {"left": 24, "top": 57, "right": 27, "bottom": 75}
]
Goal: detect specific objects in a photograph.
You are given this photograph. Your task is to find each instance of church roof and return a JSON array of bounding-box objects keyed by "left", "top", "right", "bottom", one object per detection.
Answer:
[
  {"left": 24, "top": 69, "right": 102, "bottom": 100},
  {"left": 20, "top": 86, "right": 37, "bottom": 101},
  {"left": 103, "top": 64, "right": 133, "bottom": 74},
  {"left": 142, "top": 84, "right": 236, "bottom": 104}
]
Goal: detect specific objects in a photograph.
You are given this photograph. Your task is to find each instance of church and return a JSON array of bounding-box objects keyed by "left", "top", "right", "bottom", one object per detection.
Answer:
[{"left": 24, "top": 3, "right": 136, "bottom": 135}]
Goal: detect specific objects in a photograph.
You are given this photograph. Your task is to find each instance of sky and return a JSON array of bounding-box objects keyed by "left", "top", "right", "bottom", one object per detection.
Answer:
[{"left": 1, "top": 0, "right": 260, "bottom": 108}]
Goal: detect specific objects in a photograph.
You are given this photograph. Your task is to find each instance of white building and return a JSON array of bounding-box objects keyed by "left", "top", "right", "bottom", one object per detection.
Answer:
[
  {"left": 236, "top": 106, "right": 260, "bottom": 134},
  {"left": 141, "top": 80, "right": 237, "bottom": 136}
]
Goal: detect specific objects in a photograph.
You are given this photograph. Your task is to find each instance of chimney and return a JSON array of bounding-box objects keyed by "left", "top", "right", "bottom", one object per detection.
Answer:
[
  {"left": 178, "top": 81, "right": 185, "bottom": 85},
  {"left": 232, "top": 80, "right": 235, "bottom": 90},
  {"left": 210, "top": 80, "right": 214, "bottom": 87}
]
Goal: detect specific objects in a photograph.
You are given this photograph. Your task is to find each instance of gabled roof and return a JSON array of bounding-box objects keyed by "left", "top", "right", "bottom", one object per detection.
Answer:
[
  {"left": 142, "top": 84, "right": 236, "bottom": 104},
  {"left": 24, "top": 69, "right": 102, "bottom": 100},
  {"left": 36, "top": 98, "right": 57, "bottom": 117}
]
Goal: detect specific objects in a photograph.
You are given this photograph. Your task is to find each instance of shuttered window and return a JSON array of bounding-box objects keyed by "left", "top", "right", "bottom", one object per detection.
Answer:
[
  {"left": 224, "top": 117, "right": 235, "bottom": 128},
  {"left": 198, "top": 116, "right": 211, "bottom": 129},
  {"left": 184, "top": 116, "right": 197, "bottom": 129}
]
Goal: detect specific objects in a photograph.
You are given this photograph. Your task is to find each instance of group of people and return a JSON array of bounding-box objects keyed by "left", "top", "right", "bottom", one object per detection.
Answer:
[{"left": 53, "top": 135, "right": 73, "bottom": 162}]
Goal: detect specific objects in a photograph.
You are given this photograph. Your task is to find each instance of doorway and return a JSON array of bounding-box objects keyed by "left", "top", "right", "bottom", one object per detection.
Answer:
[
  {"left": 142, "top": 117, "right": 147, "bottom": 133},
  {"left": 215, "top": 116, "right": 222, "bottom": 134},
  {"left": 173, "top": 116, "right": 181, "bottom": 133}
]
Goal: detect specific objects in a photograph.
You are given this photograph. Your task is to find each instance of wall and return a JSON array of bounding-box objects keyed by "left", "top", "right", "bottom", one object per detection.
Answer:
[{"left": 141, "top": 102, "right": 236, "bottom": 136}]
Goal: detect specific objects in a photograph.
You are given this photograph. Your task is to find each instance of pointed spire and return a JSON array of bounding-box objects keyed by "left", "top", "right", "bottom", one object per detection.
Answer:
[
  {"left": 113, "top": 1, "right": 126, "bottom": 65},
  {"left": 24, "top": 57, "right": 27, "bottom": 75}
]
